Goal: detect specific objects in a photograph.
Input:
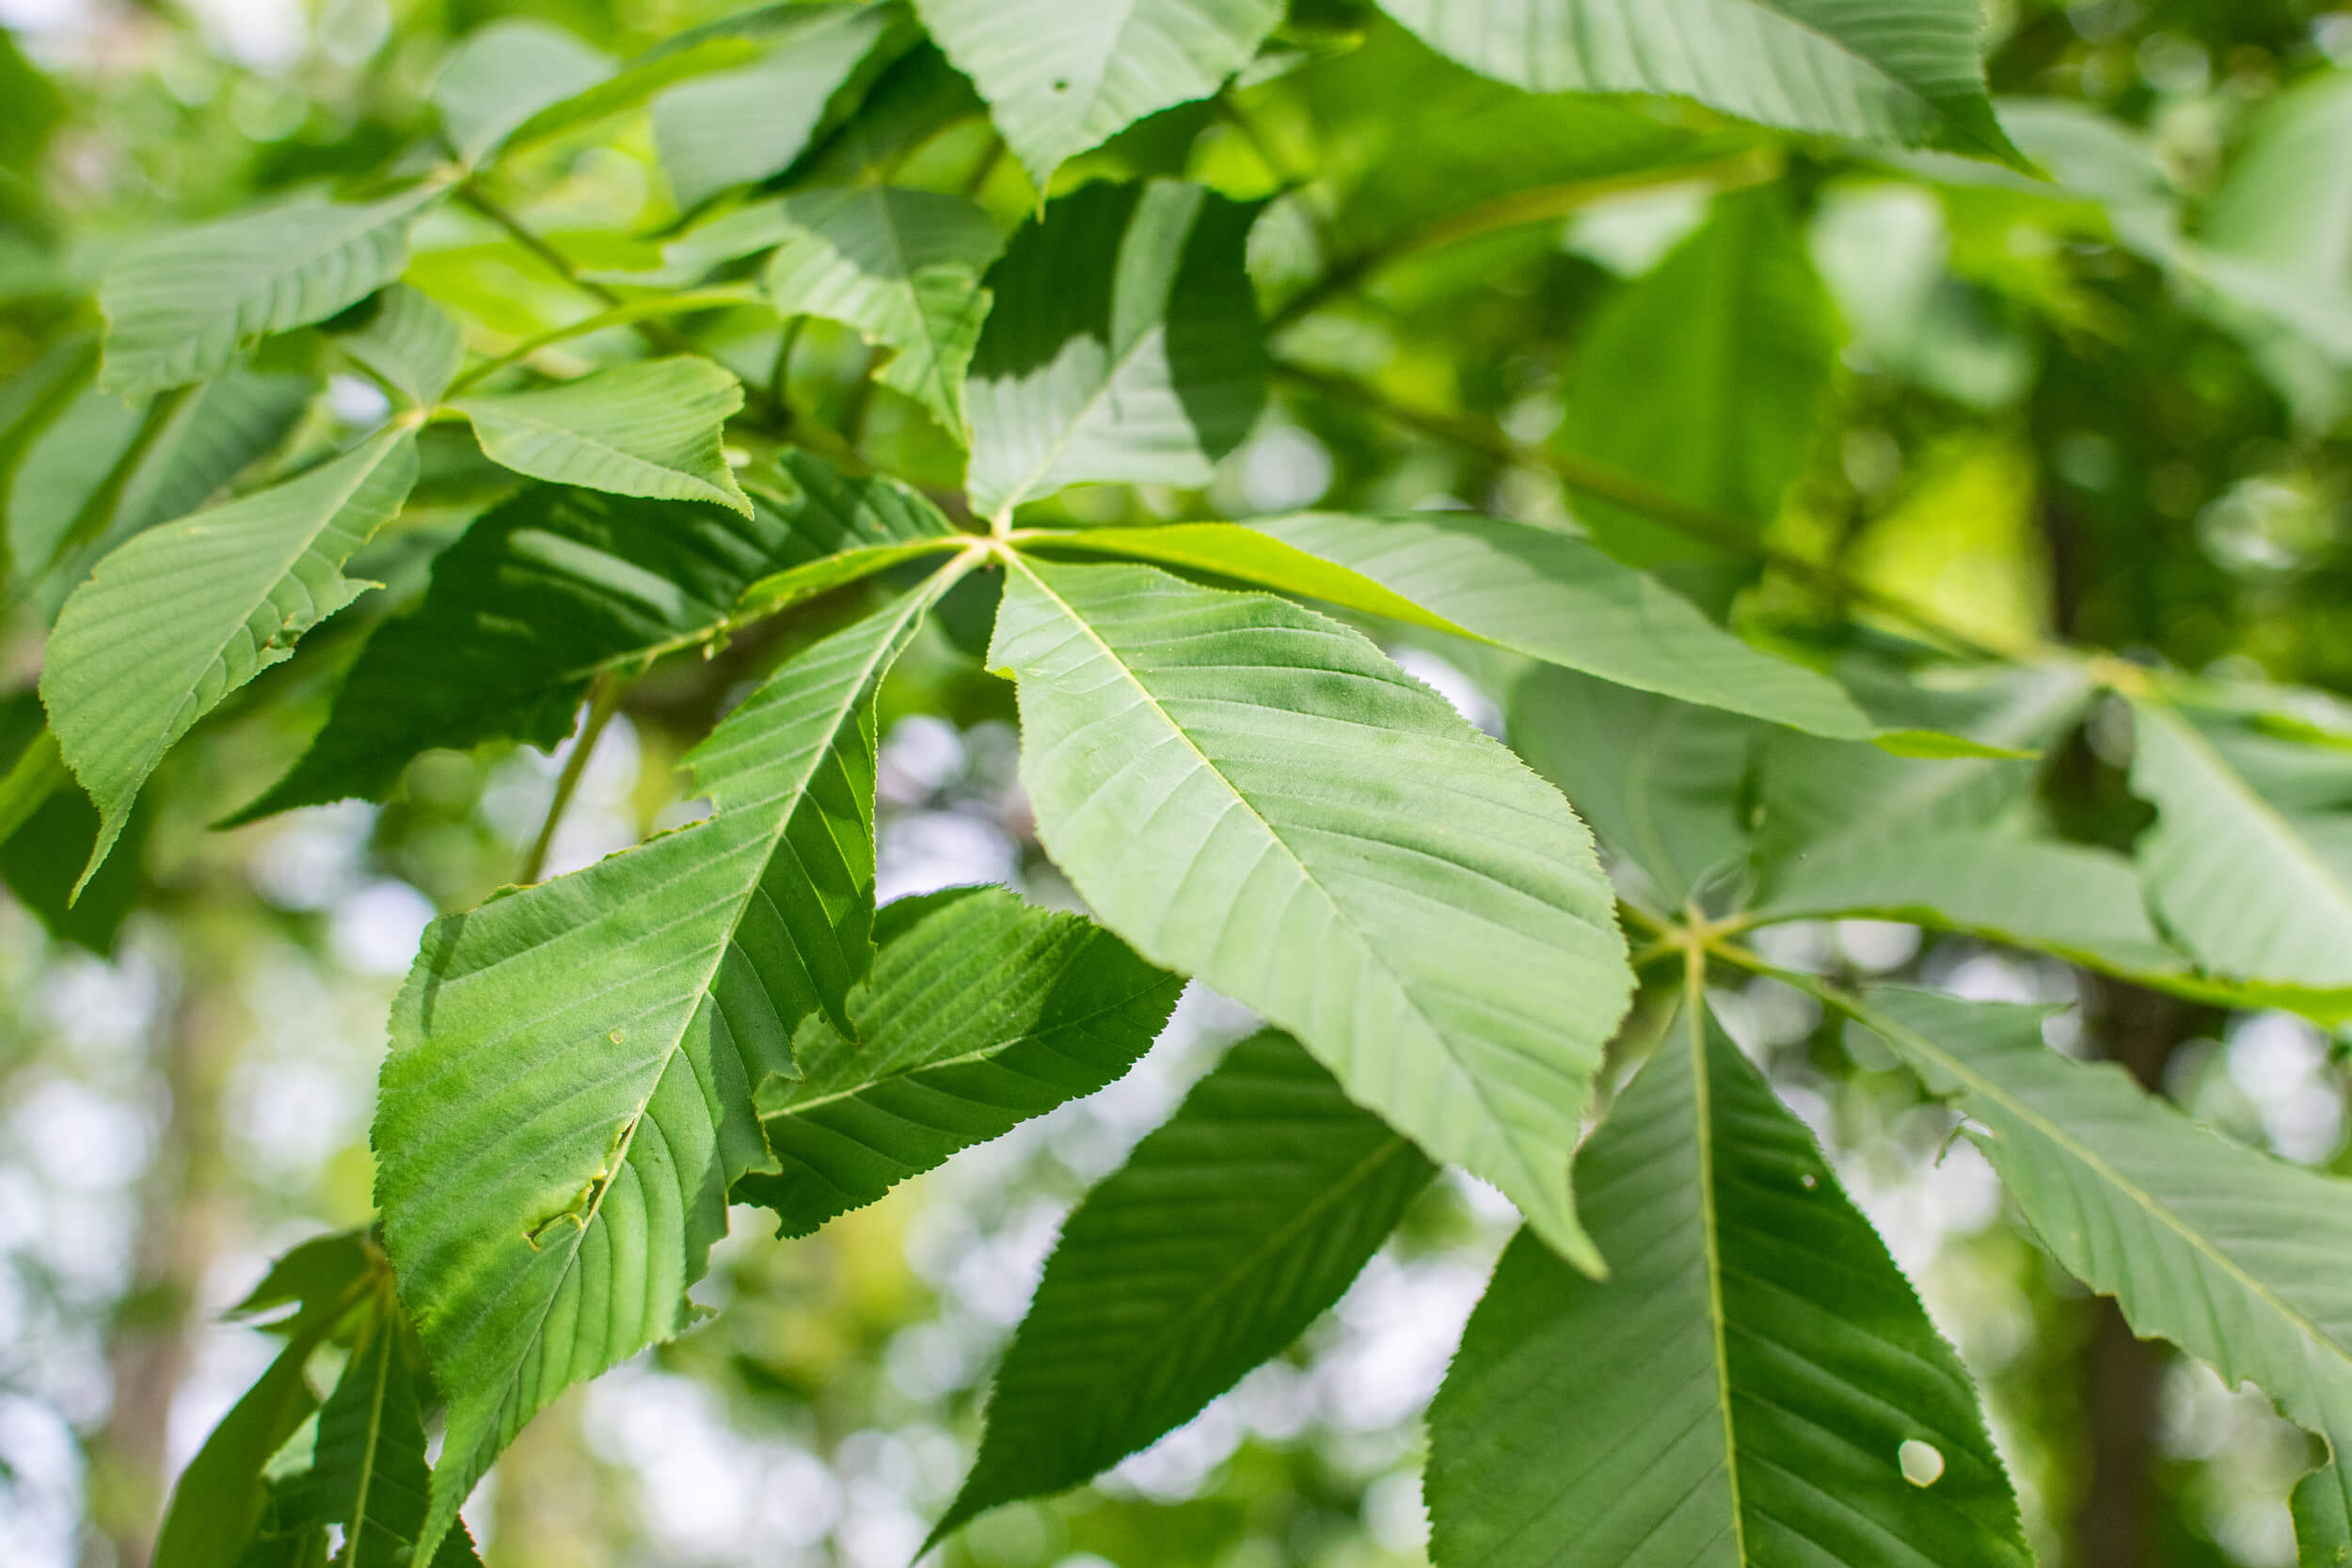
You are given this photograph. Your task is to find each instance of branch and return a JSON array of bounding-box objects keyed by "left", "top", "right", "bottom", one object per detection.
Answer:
[{"left": 519, "top": 672, "right": 626, "bottom": 885}]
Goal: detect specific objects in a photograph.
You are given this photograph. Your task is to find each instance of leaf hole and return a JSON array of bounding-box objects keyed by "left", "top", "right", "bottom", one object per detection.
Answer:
[
  {"left": 1799, "top": 1172, "right": 1818, "bottom": 1190},
  {"left": 1899, "top": 1438, "right": 1945, "bottom": 1487}
]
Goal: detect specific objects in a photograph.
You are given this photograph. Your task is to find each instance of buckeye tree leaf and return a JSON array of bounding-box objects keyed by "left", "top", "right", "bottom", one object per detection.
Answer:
[
  {"left": 913, "top": 0, "right": 1283, "bottom": 188},
  {"left": 965, "top": 181, "right": 1265, "bottom": 522},
  {"left": 1855, "top": 987, "right": 2352, "bottom": 1568},
  {"left": 655, "top": 3, "right": 919, "bottom": 210},
  {"left": 377, "top": 578, "right": 946, "bottom": 1560},
  {"left": 763, "top": 187, "right": 1003, "bottom": 439},
  {"left": 932, "top": 1029, "right": 1435, "bottom": 1543},
  {"left": 2128, "top": 696, "right": 2352, "bottom": 990},
  {"left": 40, "top": 427, "right": 420, "bottom": 892},
  {"left": 1555, "top": 187, "right": 1841, "bottom": 571},
  {"left": 740, "top": 883, "right": 1181, "bottom": 1236},
  {"left": 99, "top": 183, "right": 448, "bottom": 400},
  {"left": 1426, "top": 994, "right": 2030, "bottom": 1568},
  {"left": 989, "top": 557, "right": 1631, "bottom": 1271},
  {"left": 450, "top": 356, "right": 752, "bottom": 516},
  {"left": 1039, "top": 511, "right": 1878, "bottom": 738},
  {"left": 331, "top": 286, "right": 464, "bottom": 407},
  {"left": 239, "top": 452, "right": 957, "bottom": 818},
  {"left": 1377, "top": 0, "right": 2025, "bottom": 168}
]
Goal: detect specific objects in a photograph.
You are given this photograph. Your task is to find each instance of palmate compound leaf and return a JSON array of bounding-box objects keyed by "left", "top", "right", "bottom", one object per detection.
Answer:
[
  {"left": 930, "top": 1029, "right": 1437, "bottom": 1544},
  {"left": 1851, "top": 987, "right": 2352, "bottom": 1568},
  {"left": 1032, "top": 510, "right": 1879, "bottom": 739},
  {"left": 449, "top": 356, "right": 754, "bottom": 517},
  {"left": 912, "top": 0, "right": 1284, "bottom": 189},
  {"left": 964, "top": 181, "right": 1266, "bottom": 523},
  {"left": 1376, "top": 0, "right": 2025, "bottom": 169},
  {"left": 377, "top": 573, "right": 952, "bottom": 1560},
  {"left": 762, "top": 186, "right": 1003, "bottom": 439},
  {"left": 740, "top": 883, "right": 1182, "bottom": 1236},
  {"left": 236, "top": 451, "right": 959, "bottom": 818},
  {"left": 1426, "top": 992, "right": 2030, "bottom": 1568},
  {"left": 98, "top": 182, "right": 449, "bottom": 401},
  {"left": 988, "top": 557, "right": 1632, "bottom": 1272},
  {"left": 2127, "top": 696, "right": 2352, "bottom": 991},
  {"left": 40, "top": 425, "right": 421, "bottom": 891}
]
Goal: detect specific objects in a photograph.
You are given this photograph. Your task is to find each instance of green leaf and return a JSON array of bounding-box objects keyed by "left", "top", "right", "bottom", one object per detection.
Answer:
[
  {"left": 913, "top": 0, "right": 1283, "bottom": 188},
  {"left": 965, "top": 181, "right": 1266, "bottom": 521},
  {"left": 1377, "top": 0, "right": 2025, "bottom": 168},
  {"left": 0, "top": 694, "right": 149, "bottom": 957},
  {"left": 331, "top": 287, "right": 464, "bottom": 407},
  {"left": 239, "top": 453, "right": 957, "bottom": 818},
  {"left": 1426, "top": 994, "right": 2030, "bottom": 1568},
  {"left": 1752, "top": 828, "right": 2188, "bottom": 977},
  {"left": 989, "top": 557, "right": 1631, "bottom": 1271},
  {"left": 763, "top": 187, "right": 1003, "bottom": 438},
  {"left": 431, "top": 21, "right": 612, "bottom": 164},
  {"left": 1040, "top": 512, "right": 1877, "bottom": 738},
  {"left": 1508, "top": 667, "right": 1761, "bottom": 911},
  {"left": 2128, "top": 696, "right": 2352, "bottom": 990},
  {"left": 377, "top": 579, "right": 946, "bottom": 1560},
  {"left": 0, "top": 696, "right": 66, "bottom": 847},
  {"left": 1852, "top": 986, "right": 2352, "bottom": 1568},
  {"left": 654, "top": 4, "right": 919, "bottom": 210},
  {"left": 12, "top": 368, "right": 317, "bottom": 613},
  {"left": 450, "top": 357, "right": 752, "bottom": 517},
  {"left": 932, "top": 1029, "right": 1435, "bottom": 1543},
  {"left": 278, "top": 1314, "right": 485, "bottom": 1568},
  {"left": 40, "top": 427, "right": 421, "bottom": 893},
  {"left": 154, "top": 1238, "right": 376, "bottom": 1568},
  {"left": 99, "top": 183, "right": 447, "bottom": 400},
  {"left": 740, "top": 883, "right": 1181, "bottom": 1236},
  {"left": 1555, "top": 187, "right": 1841, "bottom": 571}
]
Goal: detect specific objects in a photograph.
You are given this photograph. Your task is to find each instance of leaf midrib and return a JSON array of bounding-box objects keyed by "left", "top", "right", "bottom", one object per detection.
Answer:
[{"left": 1685, "top": 976, "right": 1750, "bottom": 1560}]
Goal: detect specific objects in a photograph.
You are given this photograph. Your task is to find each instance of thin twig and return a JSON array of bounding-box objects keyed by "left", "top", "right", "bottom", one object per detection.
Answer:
[
  {"left": 520, "top": 673, "right": 626, "bottom": 885},
  {"left": 446, "top": 288, "right": 764, "bottom": 395}
]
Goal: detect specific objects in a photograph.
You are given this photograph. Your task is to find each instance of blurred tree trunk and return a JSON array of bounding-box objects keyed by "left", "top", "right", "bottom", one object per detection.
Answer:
[
  {"left": 83, "top": 913, "right": 238, "bottom": 1568},
  {"left": 2071, "top": 976, "right": 2203, "bottom": 1568}
]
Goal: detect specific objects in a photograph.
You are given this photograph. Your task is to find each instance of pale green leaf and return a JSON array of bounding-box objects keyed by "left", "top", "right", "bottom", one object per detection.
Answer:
[
  {"left": 989, "top": 557, "right": 1631, "bottom": 1271},
  {"left": 1753, "top": 827, "right": 2189, "bottom": 977},
  {"left": 379, "top": 580, "right": 946, "bottom": 1560},
  {"left": 241, "top": 453, "right": 957, "bottom": 817},
  {"left": 741, "top": 883, "right": 1181, "bottom": 1236},
  {"left": 933, "top": 1029, "right": 1435, "bottom": 1543},
  {"left": 1377, "top": 0, "right": 2024, "bottom": 167},
  {"left": 99, "top": 183, "right": 447, "bottom": 400},
  {"left": 40, "top": 427, "right": 420, "bottom": 892},
  {"left": 1556, "top": 187, "right": 1841, "bottom": 570},
  {"left": 965, "top": 181, "right": 1266, "bottom": 521},
  {"left": 1508, "top": 667, "right": 1761, "bottom": 911},
  {"left": 1428, "top": 994, "right": 2030, "bottom": 1568},
  {"left": 430, "top": 20, "right": 612, "bottom": 165},
  {"left": 1855, "top": 986, "right": 2352, "bottom": 1568},
  {"left": 451, "top": 356, "right": 752, "bottom": 516},
  {"left": 764, "top": 187, "right": 1002, "bottom": 438},
  {"left": 331, "top": 286, "right": 463, "bottom": 407},
  {"left": 2129, "top": 696, "right": 2352, "bottom": 990},
  {"left": 654, "top": 4, "right": 918, "bottom": 210},
  {"left": 913, "top": 0, "right": 1283, "bottom": 188},
  {"left": 1038, "top": 512, "right": 1877, "bottom": 738}
]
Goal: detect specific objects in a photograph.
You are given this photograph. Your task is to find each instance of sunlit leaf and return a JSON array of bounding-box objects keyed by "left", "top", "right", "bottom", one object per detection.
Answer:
[{"left": 450, "top": 356, "right": 752, "bottom": 516}]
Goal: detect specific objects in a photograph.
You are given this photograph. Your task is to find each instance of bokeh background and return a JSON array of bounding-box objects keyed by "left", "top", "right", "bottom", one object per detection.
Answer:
[{"left": 3, "top": 2, "right": 2351, "bottom": 1567}]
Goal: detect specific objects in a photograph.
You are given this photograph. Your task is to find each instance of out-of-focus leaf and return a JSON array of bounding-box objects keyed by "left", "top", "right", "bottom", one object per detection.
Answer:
[
  {"left": 965, "top": 181, "right": 1265, "bottom": 520},
  {"left": 99, "top": 183, "right": 448, "bottom": 400},
  {"left": 331, "top": 286, "right": 464, "bottom": 406},
  {"left": 430, "top": 20, "right": 612, "bottom": 164},
  {"left": 913, "top": 0, "right": 1282, "bottom": 188},
  {"left": 450, "top": 357, "right": 751, "bottom": 516},
  {"left": 1378, "top": 0, "right": 2025, "bottom": 167}
]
